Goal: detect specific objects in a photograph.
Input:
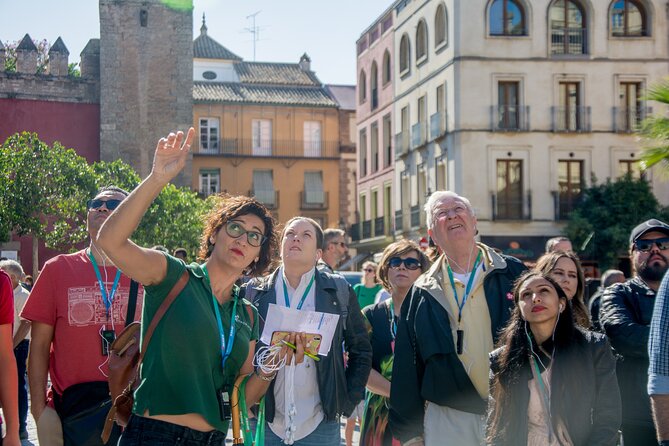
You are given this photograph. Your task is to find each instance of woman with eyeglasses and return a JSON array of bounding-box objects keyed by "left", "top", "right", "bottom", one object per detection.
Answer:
[
  {"left": 97, "top": 129, "right": 291, "bottom": 445},
  {"left": 360, "top": 240, "right": 430, "bottom": 446},
  {"left": 486, "top": 271, "right": 621, "bottom": 446},
  {"left": 535, "top": 251, "right": 590, "bottom": 328},
  {"left": 355, "top": 261, "right": 383, "bottom": 310}
]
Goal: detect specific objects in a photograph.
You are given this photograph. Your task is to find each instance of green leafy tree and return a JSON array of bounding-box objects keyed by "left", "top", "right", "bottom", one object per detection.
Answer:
[
  {"left": 639, "top": 78, "right": 669, "bottom": 172},
  {"left": 68, "top": 62, "right": 81, "bottom": 77},
  {"left": 2, "top": 38, "right": 50, "bottom": 74},
  {"left": 93, "top": 160, "right": 211, "bottom": 260},
  {"left": 565, "top": 175, "right": 669, "bottom": 269},
  {"left": 0, "top": 132, "right": 97, "bottom": 275}
]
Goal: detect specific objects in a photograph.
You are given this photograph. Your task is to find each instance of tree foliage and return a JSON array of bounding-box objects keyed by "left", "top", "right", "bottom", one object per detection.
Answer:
[
  {"left": 564, "top": 175, "right": 669, "bottom": 269},
  {"left": 2, "top": 39, "right": 50, "bottom": 74},
  {"left": 639, "top": 78, "right": 669, "bottom": 173}
]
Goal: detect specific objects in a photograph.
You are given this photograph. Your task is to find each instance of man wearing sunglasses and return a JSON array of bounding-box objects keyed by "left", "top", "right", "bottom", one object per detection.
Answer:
[
  {"left": 600, "top": 218, "right": 669, "bottom": 445},
  {"left": 317, "top": 229, "right": 348, "bottom": 274},
  {"left": 20, "top": 186, "right": 138, "bottom": 446}
]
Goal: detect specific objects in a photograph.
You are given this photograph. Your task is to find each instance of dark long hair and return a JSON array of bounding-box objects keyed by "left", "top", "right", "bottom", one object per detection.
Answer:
[
  {"left": 487, "top": 271, "right": 586, "bottom": 444},
  {"left": 535, "top": 251, "right": 590, "bottom": 328}
]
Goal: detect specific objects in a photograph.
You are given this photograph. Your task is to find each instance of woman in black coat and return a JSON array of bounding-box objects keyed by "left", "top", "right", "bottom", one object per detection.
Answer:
[{"left": 486, "top": 271, "right": 620, "bottom": 446}]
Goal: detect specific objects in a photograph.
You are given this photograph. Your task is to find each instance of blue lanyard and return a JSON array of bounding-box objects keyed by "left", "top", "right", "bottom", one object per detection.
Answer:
[
  {"left": 446, "top": 251, "right": 482, "bottom": 325},
  {"left": 88, "top": 250, "right": 121, "bottom": 318},
  {"left": 282, "top": 273, "right": 315, "bottom": 310},
  {"left": 202, "top": 264, "right": 238, "bottom": 371}
]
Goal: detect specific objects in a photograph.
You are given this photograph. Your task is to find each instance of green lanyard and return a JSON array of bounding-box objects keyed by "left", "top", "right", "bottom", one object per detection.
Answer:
[
  {"left": 446, "top": 251, "right": 482, "bottom": 324},
  {"left": 239, "top": 375, "right": 265, "bottom": 446}
]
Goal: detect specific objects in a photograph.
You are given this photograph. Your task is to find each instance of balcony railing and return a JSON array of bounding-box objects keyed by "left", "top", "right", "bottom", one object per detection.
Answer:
[
  {"left": 193, "top": 138, "right": 339, "bottom": 158},
  {"left": 411, "top": 122, "right": 427, "bottom": 149},
  {"left": 249, "top": 189, "right": 279, "bottom": 210},
  {"left": 395, "top": 209, "right": 403, "bottom": 233},
  {"left": 300, "top": 191, "right": 329, "bottom": 210},
  {"left": 613, "top": 106, "right": 652, "bottom": 133},
  {"left": 552, "top": 191, "right": 582, "bottom": 221},
  {"left": 395, "top": 131, "right": 409, "bottom": 158},
  {"left": 551, "top": 27, "right": 587, "bottom": 55},
  {"left": 350, "top": 222, "right": 361, "bottom": 242},
  {"left": 374, "top": 216, "right": 385, "bottom": 236},
  {"left": 430, "top": 111, "right": 447, "bottom": 140},
  {"left": 491, "top": 191, "right": 532, "bottom": 221},
  {"left": 552, "top": 106, "right": 591, "bottom": 132},
  {"left": 362, "top": 220, "right": 372, "bottom": 239},
  {"left": 492, "top": 105, "right": 530, "bottom": 131},
  {"left": 410, "top": 205, "right": 421, "bottom": 228}
]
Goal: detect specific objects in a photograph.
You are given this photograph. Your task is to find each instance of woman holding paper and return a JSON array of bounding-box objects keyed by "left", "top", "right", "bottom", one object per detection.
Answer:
[{"left": 243, "top": 216, "right": 372, "bottom": 446}]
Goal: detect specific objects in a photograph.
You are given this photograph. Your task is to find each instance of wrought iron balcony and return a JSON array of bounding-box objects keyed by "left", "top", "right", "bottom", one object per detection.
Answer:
[
  {"left": 410, "top": 205, "right": 421, "bottom": 228},
  {"left": 552, "top": 106, "right": 591, "bottom": 132},
  {"left": 193, "top": 138, "right": 340, "bottom": 158},
  {"left": 613, "top": 106, "right": 652, "bottom": 133},
  {"left": 552, "top": 191, "right": 582, "bottom": 221},
  {"left": 395, "top": 209, "right": 403, "bottom": 233},
  {"left": 491, "top": 191, "right": 532, "bottom": 221},
  {"left": 395, "top": 132, "right": 409, "bottom": 158},
  {"left": 492, "top": 105, "right": 530, "bottom": 132},
  {"left": 411, "top": 122, "right": 427, "bottom": 149},
  {"left": 249, "top": 189, "right": 279, "bottom": 210},
  {"left": 430, "top": 111, "right": 447, "bottom": 140},
  {"left": 362, "top": 220, "right": 372, "bottom": 239},
  {"left": 300, "top": 191, "right": 329, "bottom": 210},
  {"left": 350, "top": 222, "right": 361, "bottom": 242},
  {"left": 551, "top": 27, "right": 587, "bottom": 55}
]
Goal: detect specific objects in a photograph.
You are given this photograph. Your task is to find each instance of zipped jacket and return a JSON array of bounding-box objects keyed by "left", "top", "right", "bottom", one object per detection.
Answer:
[
  {"left": 389, "top": 244, "right": 526, "bottom": 442},
  {"left": 242, "top": 267, "right": 372, "bottom": 422}
]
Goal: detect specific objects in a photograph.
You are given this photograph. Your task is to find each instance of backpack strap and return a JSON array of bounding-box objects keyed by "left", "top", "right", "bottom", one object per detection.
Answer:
[{"left": 124, "top": 280, "right": 139, "bottom": 327}]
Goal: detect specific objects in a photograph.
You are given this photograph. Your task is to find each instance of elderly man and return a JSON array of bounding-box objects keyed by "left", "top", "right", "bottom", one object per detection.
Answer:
[
  {"left": 0, "top": 260, "right": 31, "bottom": 439},
  {"left": 545, "top": 236, "right": 573, "bottom": 253},
  {"left": 389, "top": 191, "right": 526, "bottom": 446},
  {"left": 317, "top": 228, "right": 348, "bottom": 273},
  {"left": 601, "top": 218, "right": 669, "bottom": 445}
]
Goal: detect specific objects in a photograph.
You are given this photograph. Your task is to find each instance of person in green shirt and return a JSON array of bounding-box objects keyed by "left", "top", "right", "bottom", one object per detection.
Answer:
[
  {"left": 97, "top": 128, "right": 304, "bottom": 445},
  {"left": 353, "top": 261, "right": 383, "bottom": 309}
]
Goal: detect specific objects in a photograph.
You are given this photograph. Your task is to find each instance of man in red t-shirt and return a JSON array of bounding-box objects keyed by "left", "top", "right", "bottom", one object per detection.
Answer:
[
  {"left": 21, "top": 186, "right": 142, "bottom": 446},
  {"left": 0, "top": 269, "right": 19, "bottom": 446}
]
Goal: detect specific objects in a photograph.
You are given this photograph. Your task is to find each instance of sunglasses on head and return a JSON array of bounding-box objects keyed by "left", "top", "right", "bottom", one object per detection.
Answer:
[
  {"left": 634, "top": 237, "right": 669, "bottom": 252},
  {"left": 87, "top": 198, "right": 122, "bottom": 210},
  {"left": 388, "top": 257, "right": 422, "bottom": 270},
  {"left": 225, "top": 221, "right": 266, "bottom": 248}
]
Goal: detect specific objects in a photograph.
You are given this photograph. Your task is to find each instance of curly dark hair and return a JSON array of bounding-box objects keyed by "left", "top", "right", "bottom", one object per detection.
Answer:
[{"left": 198, "top": 194, "right": 278, "bottom": 276}]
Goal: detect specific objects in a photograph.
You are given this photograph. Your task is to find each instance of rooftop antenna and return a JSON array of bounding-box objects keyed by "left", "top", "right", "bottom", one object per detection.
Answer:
[{"left": 244, "top": 10, "right": 261, "bottom": 61}]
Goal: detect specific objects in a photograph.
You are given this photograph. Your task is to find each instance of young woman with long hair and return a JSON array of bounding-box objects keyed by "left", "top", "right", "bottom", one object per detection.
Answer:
[{"left": 486, "top": 271, "right": 620, "bottom": 446}]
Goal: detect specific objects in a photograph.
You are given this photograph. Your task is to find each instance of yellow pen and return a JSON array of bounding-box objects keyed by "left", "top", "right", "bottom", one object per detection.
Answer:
[{"left": 281, "top": 339, "right": 321, "bottom": 362}]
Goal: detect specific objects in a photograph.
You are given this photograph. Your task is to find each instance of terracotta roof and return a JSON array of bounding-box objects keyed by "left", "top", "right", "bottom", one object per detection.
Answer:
[
  {"left": 235, "top": 62, "right": 321, "bottom": 86},
  {"left": 194, "top": 82, "right": 337, "bottom": 107},
  {"left": 193, "top": 33, "right": 242, "bottom": 61},
  {"left": 49, "top": 37, "right": 69, "bottom": 55}
]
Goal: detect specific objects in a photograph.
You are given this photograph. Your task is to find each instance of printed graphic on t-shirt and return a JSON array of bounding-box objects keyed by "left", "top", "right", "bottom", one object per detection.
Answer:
[{"left": 68, "top": 283, "right": 131, "bottom": 327}]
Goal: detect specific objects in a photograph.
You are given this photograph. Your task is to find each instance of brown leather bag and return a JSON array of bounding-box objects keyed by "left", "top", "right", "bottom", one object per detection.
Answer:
[{"left": 101, "top": 271, "right": 189, "bottom": 443}]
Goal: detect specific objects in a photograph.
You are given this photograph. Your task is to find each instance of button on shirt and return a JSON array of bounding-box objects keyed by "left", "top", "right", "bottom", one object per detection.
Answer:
[{"left": 269, "top": 266, "right": 324, "bottom": 442}]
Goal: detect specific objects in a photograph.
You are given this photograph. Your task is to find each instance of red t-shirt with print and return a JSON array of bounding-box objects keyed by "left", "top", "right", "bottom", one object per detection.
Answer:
[
  {"left": 0, "top": 270, "right": 13, "bottom": 326},
  {"left": 21, "top": 249, "right": 142, "bottom": 397}
]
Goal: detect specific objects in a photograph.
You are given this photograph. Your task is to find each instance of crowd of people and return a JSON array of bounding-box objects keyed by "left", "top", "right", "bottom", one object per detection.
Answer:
[{"left": 0, "top": 128, "right": 668, "bottom": 446}]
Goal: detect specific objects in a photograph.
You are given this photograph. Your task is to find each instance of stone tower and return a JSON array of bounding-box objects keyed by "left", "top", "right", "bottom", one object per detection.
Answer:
[{"left": 99, "top": 0, "right": 193, "bottom": 186}]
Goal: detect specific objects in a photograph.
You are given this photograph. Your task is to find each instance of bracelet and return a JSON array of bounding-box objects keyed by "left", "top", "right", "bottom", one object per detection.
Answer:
[{"left": 255, "top": 369, "right": 276, "bottom": 382}]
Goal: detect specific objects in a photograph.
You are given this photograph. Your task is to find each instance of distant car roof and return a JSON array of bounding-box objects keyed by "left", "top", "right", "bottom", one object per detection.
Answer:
[{"left": 336, "top": 271, "right": 362, "bottom": 288}]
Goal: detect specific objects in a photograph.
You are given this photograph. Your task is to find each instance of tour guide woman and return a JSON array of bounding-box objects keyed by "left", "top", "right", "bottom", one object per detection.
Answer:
[
  {"left": 486, "top": 271, "right": 621, "bottom": 446},
  {"left": 97, "top": 129, "right": 300, "bottom": 444}
]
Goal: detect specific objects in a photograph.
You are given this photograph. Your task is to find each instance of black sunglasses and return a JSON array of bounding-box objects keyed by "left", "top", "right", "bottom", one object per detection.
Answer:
[
  {"left": 388, "top": 257, "right": 422, "bottom": 270},
  {"left": 225, "top": 221, "right": 266, "bottom": 248},
  {"left": 87, "top": 198, "right": 122, "bottom": 210},
  {"left": 635, "top": 237, "right": 669, "bottom": 252}
]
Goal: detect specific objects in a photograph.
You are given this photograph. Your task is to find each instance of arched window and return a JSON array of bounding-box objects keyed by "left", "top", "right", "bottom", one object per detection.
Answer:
[
  {"left": 371, "top": 62, "right": 379, "bottom": 110},
  {"left": 549, "top": 0, "right": 587, "bottom": 55},
  {"left": 382, "top": 50, "right": 391, "bottom": 85},
  {"left": 416, "top": 20, "right": 428, "bottom": 62},
  {"left": 435, "top": 4, "right": 448, "bottom": 47},
  {"left": 489, "top": 0, "right": 527, "bottom": 36},
  {"left": 399, "top": 34, "right": 410, "bottom": 74},
  {"left": 610, "top": 0, "right": 647, "bottom": 36},
  {"left": 359, "top": 70, "right": 367, "bottom": 104}
]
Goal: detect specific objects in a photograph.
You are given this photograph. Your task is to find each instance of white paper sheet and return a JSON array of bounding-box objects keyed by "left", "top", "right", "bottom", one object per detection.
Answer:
[{"left": 260, "top": 303, "right": 340, "bottom": 356}]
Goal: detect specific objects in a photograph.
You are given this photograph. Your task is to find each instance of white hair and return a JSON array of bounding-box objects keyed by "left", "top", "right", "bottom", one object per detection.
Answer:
[
  {"left": 0, "top": 259, "right": 24, "bottom": 280},
  {"left": 424, "top": 191, "right": 475, "bottom": 230}
]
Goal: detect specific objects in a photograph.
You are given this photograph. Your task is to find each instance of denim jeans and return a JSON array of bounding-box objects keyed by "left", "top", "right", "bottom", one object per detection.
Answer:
[
  {"left": 14, "top": 340, "right": 29, "bottom": 433},
  {"left": 261, "top": 418, "right": 342, "bottom": 446},
  {"left": 118, "top": 415, "right": 227, "bottom": 446}
]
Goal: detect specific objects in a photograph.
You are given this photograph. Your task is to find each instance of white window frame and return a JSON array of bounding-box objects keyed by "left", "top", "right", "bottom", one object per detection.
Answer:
[
  {"left": 199, "top": 118, "right": 220, "bottom": 154},
  {"left": 199, "top": 169, "right": 220, "bottom": 197},
  {"left": 252, "top": 119, "right": 272, "bottom": 156}
]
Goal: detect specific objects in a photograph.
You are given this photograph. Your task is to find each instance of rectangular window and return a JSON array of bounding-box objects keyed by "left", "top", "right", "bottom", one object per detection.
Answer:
[
  {"left": 558, "top": 160, "right": 583, "bottom": 218},
  {"left": 383, "top": 115, "right": 392, "bottom": 168},
  {"left": 252, "top": 169, "right": 275, "bottom": 207},
  {"left": 496, "top": 160, "right": 523, "bottom": 219},
  {"left": 304, "top": 171, "right": 324, "bottom": 204},
  {"left": 199, "top": 118, "right": 219, "bottom": 154},
  {"left": 252, "top": 119, "right": 272, "bottom": 156},
  {"left": 359, "top": 129, "right": 367, "bottom": 177},
  {"left": 199, "top": 169, "right": 220, "bottom": 197},
  {"left": 618, "top": 159, "right": 644, "bottom": 180},
  {"left": 371, "top": 123, "right": 379, "bottom": 173},
  {"left": 619, "top": 82, "right": 643, "bottom": 132},
  {"left": 304, "top": 121, "right": 322, "bottom": 157},
  {"left": 558, "top": 82, "right": 581, "bottom": 131},
  {"left": 498, "top": 81, "right": 520, "bottom": 130}
]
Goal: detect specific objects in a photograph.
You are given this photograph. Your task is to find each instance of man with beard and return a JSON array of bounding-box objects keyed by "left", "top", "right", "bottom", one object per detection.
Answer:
[{"left": 601, "top": 218, "right": 669, "bottom": 445}]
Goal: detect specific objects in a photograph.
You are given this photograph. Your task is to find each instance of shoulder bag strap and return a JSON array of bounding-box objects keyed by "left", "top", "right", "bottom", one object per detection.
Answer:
[
  {"left": 124, "top": 280, "right": 139, "bottom": 327},
  {"left": 138, "top": 271, "right": 189, "bottom": 362}
]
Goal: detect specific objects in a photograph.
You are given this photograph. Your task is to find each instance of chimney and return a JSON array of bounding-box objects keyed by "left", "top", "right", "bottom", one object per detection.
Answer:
[
  {"left": 16, "top": 33, "right": 38, "bottom": 74},
  {"left": 299, "top": 53, "right": 311, "bottom": 72},
  {"left": 0, "top": 41, "right": 5, "bottom": 71},
  {"left": 80, "top": 38, "right": 100, "bottom": 78},
  {"left": 48, "top": 37, "right": 69, "bottom": 76}
]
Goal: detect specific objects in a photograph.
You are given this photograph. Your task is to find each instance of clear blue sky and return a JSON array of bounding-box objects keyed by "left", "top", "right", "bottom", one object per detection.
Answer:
[{"left": 0, "top": 0, "right": 391, "bottom": 85}]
